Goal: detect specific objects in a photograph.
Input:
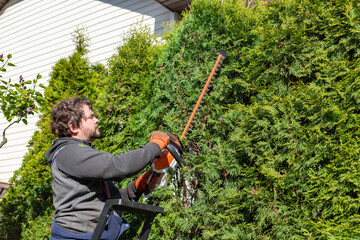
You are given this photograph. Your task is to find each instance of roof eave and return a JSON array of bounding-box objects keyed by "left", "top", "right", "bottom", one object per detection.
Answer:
[
  {"left": 156, "top": 0, "right": 192, "bottom": 14},
  {"left": 0, "top": 0, "right": 9, "bottom": 12}
]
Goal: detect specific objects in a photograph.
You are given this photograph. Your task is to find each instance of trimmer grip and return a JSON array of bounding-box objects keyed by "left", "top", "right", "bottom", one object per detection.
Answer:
[{"left": 165, "top": 144, "right": 185, "bottom": 167}]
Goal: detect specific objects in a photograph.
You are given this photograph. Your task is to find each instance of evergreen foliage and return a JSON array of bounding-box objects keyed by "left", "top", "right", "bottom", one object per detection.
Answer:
[
  {"left": 114, "top": 0, "right": 360, "bottom": 239},
  {"left": 0, "top": 29, "right": 105, "bottom": 239},
  {"left": 94, "top": 23, "right": 163, "bottom": 239},
  {"left": 2, "top": 0, "right": 360, "bottom": 239},
  {"left": 94, "top": 23, "right": 161, "bottom": 153}
]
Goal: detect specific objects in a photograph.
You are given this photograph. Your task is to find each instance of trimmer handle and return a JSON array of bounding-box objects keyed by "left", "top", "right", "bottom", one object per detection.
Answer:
[
  {"left": 144, "top": 142, "right": 184, "bottom": 195},
  {"left": 165, "top": 143, "right": 185, "bottom": 167}
]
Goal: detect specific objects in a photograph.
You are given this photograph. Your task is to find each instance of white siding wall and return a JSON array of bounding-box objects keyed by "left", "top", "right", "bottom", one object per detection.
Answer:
[{"left": 0, "top": 0, "right": 175, "bottom": 182}]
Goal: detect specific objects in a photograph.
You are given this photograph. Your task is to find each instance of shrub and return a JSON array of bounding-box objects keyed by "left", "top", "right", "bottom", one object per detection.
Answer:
[
  {"left": 94, "top": 23, "right": 161, "bottom": 153},
  {"left": 117, "top": 0, "right": 360, "bottom": 239},
  {"left": 93, "top": 23, "right": 164, "bottom": 238}
]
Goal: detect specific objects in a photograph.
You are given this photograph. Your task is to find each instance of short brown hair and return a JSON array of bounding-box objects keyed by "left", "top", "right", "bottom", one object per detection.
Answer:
[{"left": 50, "top": 97, "right": 92, "bottom": 137}]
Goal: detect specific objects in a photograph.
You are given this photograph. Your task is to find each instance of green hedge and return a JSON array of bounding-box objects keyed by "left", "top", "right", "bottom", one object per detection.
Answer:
[
  {"left": 123, "top": 0, "right": 360, "bottom": 238},
  {"left": 1, "top": 0, "right": 360, "bottom": 239},
  {"left": 94, "top": 24, "right": 163, "bottom": 239}
]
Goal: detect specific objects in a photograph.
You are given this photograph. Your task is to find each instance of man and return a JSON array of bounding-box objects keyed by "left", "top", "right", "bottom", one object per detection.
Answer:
[{"left": 45, "top": 96, "right": 173, "bottom": 239}]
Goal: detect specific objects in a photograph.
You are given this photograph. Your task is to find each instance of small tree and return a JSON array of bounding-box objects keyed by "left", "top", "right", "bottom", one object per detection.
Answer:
[{"left": 0, "top": 54, "right": 44, "bottom": 148}]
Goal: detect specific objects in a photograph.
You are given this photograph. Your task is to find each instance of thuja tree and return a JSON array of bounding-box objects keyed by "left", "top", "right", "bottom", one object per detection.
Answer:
[
  {"left": 226, "top": 0, "right": 360, "bottom": 238},
  {"left": 113, "top": 0, "right": 360, "bottom": 239},
  {"left": 0, "top": 29, "right": 105, "bottom": 239},
  {"left": 112, "top": 0, "right": 266, "bottom": 238},
  {"left": 93, "top": 23, "right": 164, "bottom": 238},
  {"left": 94, "top": 23, "right": 161, "bottom": 153}
]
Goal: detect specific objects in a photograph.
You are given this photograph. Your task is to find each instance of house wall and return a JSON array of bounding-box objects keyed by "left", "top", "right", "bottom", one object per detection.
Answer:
[{"left": 0, "top": 0, "right": 176, "bottom": 182}]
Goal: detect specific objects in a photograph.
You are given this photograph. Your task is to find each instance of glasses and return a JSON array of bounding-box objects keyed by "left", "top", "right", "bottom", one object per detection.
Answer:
[{"left": 83, "top": 113, "right": 97, "bottom": 120}]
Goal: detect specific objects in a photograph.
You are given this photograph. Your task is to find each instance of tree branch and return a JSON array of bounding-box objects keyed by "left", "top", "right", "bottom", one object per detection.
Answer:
[{"left": 0, "top": 120, "right": 20, "bottom": 149}]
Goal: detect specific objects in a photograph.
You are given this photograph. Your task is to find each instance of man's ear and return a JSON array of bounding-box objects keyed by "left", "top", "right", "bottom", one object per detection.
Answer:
[{"left": 68, "top": 121, "right": 79, "bottom": 135}]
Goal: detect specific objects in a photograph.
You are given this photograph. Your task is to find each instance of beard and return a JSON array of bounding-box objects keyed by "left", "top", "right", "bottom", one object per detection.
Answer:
[{"left": 88, "top": 128, "right": 101, "bottom": 142}]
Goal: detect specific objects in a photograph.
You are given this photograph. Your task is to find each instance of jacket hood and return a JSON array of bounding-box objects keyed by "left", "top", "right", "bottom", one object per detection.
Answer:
[{"left": 45, "top": 137, "right": 91, "bottom": 164}]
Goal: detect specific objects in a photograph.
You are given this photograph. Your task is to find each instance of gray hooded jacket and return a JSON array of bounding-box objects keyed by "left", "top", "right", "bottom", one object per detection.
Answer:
[{"left": 45, "top": 137, "right": 162, "bottom": 234}]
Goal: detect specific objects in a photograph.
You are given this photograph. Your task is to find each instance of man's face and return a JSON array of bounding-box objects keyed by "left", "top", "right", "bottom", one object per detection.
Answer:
[{"left": 78, "top": 104, "right": 100, "bottom": 141}]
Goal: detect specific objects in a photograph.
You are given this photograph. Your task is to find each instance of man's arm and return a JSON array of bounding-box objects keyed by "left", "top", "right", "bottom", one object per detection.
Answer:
[
  {"left": 56, "top": 142, "right": 162, "bottom": 181},
  {"left": 106, "top": 180, "right": 142, "bottom": 202}
]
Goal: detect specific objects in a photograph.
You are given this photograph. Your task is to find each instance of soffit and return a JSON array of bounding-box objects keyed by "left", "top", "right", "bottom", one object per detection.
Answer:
[
  {"left": 156, "top": 0, "right": 192, "bottom": 13},
  {"left": 0, "top": 0, "right": 9, "bottom": 12}
]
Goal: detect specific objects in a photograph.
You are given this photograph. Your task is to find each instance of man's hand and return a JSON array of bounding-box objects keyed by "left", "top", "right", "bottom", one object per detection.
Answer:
[
  {"left": 135, "top": 170, "right": 162, "bottom": 192},
  {"left": 149, "top": 131, "right": 170, "bottom": 150},
  {"left": 136, "top": 150, "right": 175, "bottom": 193}
]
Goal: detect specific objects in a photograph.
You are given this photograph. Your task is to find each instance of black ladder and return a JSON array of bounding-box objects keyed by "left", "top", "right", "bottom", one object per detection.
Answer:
[{"left": 91, "top": 199, "right": 163, "bottom": 240}]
